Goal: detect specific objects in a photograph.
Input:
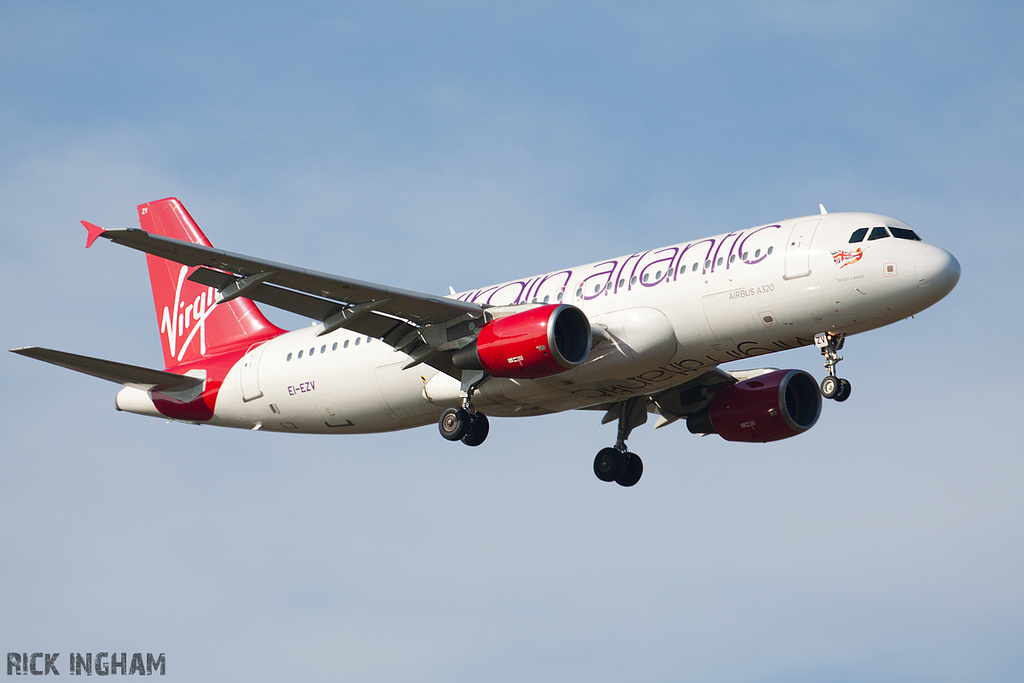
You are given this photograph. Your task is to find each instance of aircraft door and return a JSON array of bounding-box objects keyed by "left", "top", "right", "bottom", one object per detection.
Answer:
[
  {"left": 783, "top": 219, "right": 821, "bottom": 280},
  {"left": 239, "top": 342, "right": 267, "bottom": 402}
]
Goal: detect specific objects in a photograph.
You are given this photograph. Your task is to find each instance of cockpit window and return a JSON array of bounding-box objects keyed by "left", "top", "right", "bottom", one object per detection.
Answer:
[
  {"left": 889, "top": 226, "right": 922, "bottom": 241},
  {"left": 867, "top": 226, "right": 890, "bottom": 241},
  {"left": 849, "top": 228, "right": 869, "bottom": 243}
]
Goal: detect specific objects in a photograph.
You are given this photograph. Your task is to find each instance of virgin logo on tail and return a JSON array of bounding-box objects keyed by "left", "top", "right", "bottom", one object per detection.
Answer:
[{"left": 161, "top": 265, "right": 218, "bottom": 362}]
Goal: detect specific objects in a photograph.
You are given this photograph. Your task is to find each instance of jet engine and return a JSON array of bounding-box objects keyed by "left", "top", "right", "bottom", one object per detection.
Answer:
[
  {"left": 686, "top": 369, "right": 821, "bottom": 442},
  {"left": 452, "top": 304, "right": 592, "bottom": 379}
]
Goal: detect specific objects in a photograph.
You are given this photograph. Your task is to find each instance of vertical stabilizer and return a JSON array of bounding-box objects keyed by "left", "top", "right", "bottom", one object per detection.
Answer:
[{"left": 138, "top": 198, "right": 284, "bottom": 370}]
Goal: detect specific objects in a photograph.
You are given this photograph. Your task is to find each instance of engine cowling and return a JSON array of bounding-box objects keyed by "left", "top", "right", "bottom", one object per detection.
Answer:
[
  {"left": 452, "top": 304, "right": 592, "bottom": 379},
  {"left": 686, "top": 369, "right": 821, "bottom": 442}
]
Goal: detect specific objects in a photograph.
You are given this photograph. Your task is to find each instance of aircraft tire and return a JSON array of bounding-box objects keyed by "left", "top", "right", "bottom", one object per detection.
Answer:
[
  {"left": 461, "top": 413, "right": 490, "bottom": 447},
  {"left": 439, "top": 407, "right": 471, "bottom": 441},
  {"left": 615, "top": 453, "right": 643, "bottom": 487},
  {"left": 820, "top": 376, "right": 840, "bottom": 399},
  {"left": 594, "top": 447, "right": 628, "bottom": 482},
  {"left": 835, "top": 379, "right": 852, "bottom": 402}
]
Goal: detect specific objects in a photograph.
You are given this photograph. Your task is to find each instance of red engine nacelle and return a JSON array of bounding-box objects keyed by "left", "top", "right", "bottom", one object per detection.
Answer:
[
  {"left": 686, "top": 369, "right": 822, "bottom": 442},
  {"left": 452, "top": 304, "right": 592, "bottom": 379}
]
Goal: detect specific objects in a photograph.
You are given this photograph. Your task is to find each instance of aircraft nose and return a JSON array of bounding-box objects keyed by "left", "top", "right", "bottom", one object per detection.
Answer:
[{"left": 916, "top": 244, "right": 961, "bottom": 297}]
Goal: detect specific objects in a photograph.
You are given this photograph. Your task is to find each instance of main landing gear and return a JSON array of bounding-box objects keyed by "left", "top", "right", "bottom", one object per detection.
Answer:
[
  {"left": 594, "top": 448, "right": 643, "bottom": 487},
  {"left": 437, "top": 374, "right": 490, "bottom": 446},
  {"left": 439, "top": 407, "right": 489, "bottom": 446},
  {"left": 816, "top": 332, "right": 851, "bottom": 402},
  {"left": 593, "top": 397, "right": 645, "bottom": 487}
]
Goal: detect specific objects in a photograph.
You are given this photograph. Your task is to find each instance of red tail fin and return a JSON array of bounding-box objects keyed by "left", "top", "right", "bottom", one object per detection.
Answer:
[{"left": 138, "top": 198, "right": 284, "bottom": 370}]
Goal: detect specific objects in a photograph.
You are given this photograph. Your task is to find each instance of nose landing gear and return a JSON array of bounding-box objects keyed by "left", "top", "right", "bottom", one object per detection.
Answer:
[{"left": 816, "top": 332, "right": 851, "bottom": 402}]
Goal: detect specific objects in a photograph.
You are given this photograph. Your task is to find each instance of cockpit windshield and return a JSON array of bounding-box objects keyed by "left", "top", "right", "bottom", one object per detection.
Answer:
[
  {"left": 850, "top": 225, "right": 923, "bottom": 243},
  {"left": 849, "top": 228, "right": 869, "bottom": 243},
  {"left": 889, "top": 226, "right": 922, "bottom": 241}
]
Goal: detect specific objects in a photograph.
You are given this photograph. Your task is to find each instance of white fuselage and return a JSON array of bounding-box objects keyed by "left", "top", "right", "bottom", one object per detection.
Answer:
[{"left": 121, "top": 212, "right": 959, "bottom": 433}]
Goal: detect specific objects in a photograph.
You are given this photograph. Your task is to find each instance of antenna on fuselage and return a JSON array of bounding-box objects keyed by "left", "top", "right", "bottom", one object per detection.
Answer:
[{"left": 819, "top": 204, "right": 828, "bottom": 215}]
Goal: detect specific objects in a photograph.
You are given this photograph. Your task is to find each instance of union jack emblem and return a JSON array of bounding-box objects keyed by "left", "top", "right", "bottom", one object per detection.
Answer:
[{"left": 831, "top": 248, "right": 865, "bottom": 269}]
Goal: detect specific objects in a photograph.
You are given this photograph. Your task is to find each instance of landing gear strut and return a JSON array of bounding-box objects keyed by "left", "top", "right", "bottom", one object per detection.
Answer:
[
  {"left": 438, "top": 373, "right": 490, "bottom": 446},
  {"left": 815, "top": 332, "right": 851, "bottom": 402},
  {"left": 593, "top": 397, "right": 645, "bottom": 487}
]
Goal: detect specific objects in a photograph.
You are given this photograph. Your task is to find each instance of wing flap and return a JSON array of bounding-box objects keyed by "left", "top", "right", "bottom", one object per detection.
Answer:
[{"left": 10, "top": 347, "right": 203, "bottom": 392}]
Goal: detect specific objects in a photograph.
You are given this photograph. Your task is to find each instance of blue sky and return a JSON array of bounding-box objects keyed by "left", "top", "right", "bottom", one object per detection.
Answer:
[{"left": 2, "top": 3, "right": 1022, "bottom": 681}]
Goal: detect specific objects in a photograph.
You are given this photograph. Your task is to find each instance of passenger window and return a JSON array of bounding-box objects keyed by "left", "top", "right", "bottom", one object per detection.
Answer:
[
  {"left": 692, "top": 262, "right": 698, "bottom": 272},
  {"left": 593, "top": 284, "right": 601, "bottom": 293},
  {"left": 618, "top": 279, "right": 625, "bottom": 288},
  {"left": 755, "top": 249, "right": 761, "bottom": 258},
  {"left": 704, "top": 260, "right": 711, "bottom": 270},
  {"left": 332, "top": 342, "right": 338, "bottom": 351},
  {"left": 729, "top": 254, "right": 735, "bottom": 264},
  {"left": 680, "top": 264, "right": 686, "bottom": 274},
  {"left": 309, "top": 347, "right": 314, "bottom": 356},
  {"left": 543, "top": 295, "right": 550, "bottom": 303},
  {"left": 741, "top": 252, "right": 748, "bottom": 260},
  {"left": 355, "top": 338, "right": 360, "bottom": 346},
  {"left": 716, "top": 257, "right": 723, "bottom": 266},
  {"left": 890, "top": 227, "right": 922, "bottom": 241},
  {"left": 642, "top": 273, "right": 649, "bottom": 283},
  {"left": 666, "top": 268, "right": 673, "bottom": 277},
  {"left": 767, "top": 246, "right": 774, "bottom": 255},
  {"left": 655, "top": 270, "right": 662, "bottom": 279},
  {"left": 343, "top": 340, "right": 349, "bottom": 349},
  {"left": 575, "top": 288, "right": 583, "bottom": 297},
  {"left": 320, "top": 345, "right": 326, "bottom": 354},
  {"left": 557, "top": 292, "right": 563, "bottom": 301},
  {"left": 868, "top": 226, "right": 890, "bottom": 241},
  {"left": 297, "top": 350, "right": 303, "bottom": 358},
  {"left": 849, "top": 228, "right": 869, "bottom": 243},
  {"left": 630, "top": 276, "right": 637, "bottom": 286},
  {"left": 286, "top": 353, "right": 292, "bottom": 361}
]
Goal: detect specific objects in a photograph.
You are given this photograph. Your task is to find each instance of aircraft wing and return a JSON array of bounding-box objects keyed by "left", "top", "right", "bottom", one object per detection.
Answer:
[
  {"left": 86, "top": 225, "right": 487, "bottom": 376},
  {"left": 590, "top": 366, "right": 779, "bottom": 431},
  {"left": 90, "top": 227, "right": 482, "bottom": 324},
  {"left": 10, "top": 347, "right": 203, "bottom": 392}
]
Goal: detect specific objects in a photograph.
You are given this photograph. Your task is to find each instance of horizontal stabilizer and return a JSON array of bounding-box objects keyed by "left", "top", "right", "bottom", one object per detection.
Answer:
[{"left": 10, "top": 347, "right": 203, "bottom": 392}]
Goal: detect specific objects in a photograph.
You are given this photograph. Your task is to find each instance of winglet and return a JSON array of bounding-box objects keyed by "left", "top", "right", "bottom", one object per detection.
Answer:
[{"left": 82, "top": 221, "right": 106, "bottom": 248}]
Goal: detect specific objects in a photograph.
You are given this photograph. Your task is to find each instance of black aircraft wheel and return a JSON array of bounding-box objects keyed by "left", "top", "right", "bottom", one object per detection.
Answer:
[
  {"left": 820, "top": 375, "right": 840, "bottom": 400},
  {"left": 439, "top": 407, "right": 471, "bottom": 441},
  {"left": 835, "top": 378, "right": 852, "bottom": 402},
  {"left": 615, "top": 453, "right": 644, "bottom": 487},
  {"left": 461, "top": 413, "right": 490, "bottom": 447},
  {"left": 594, "top": 447, "right": 628, "bottom": 482}
]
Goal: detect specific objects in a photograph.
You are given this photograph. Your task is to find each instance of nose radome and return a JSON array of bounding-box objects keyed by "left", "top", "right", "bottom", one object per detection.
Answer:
[{"left": 916, "top": 245, "right": 961, "bottom": 296}]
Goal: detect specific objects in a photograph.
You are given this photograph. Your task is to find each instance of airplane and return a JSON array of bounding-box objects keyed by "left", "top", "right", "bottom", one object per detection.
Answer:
[{"left": 12, "top": 198, "right": 960, "bottom": 486}]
